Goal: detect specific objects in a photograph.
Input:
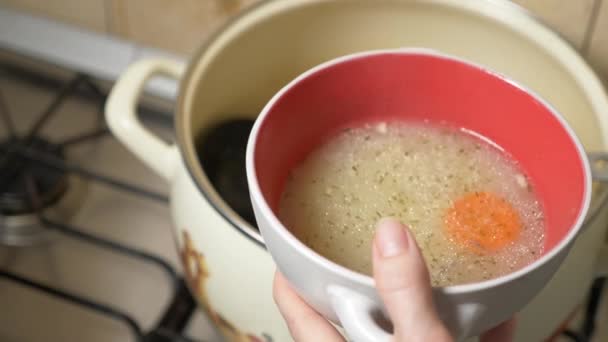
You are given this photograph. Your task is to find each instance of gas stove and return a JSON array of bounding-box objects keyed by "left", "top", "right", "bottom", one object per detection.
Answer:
[{"left": 0, "top": 55, "right": 219, "bottom": 341}]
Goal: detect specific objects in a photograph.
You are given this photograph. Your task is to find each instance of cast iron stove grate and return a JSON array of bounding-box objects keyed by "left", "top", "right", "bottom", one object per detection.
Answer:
[{"left": 0, "top": 63, "right": 202, "bottom": 342}]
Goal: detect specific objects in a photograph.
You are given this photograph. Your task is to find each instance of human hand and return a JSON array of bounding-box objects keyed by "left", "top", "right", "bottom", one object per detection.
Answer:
[{"left": 273, "top": 218, "right": 516, "bottom": 341}]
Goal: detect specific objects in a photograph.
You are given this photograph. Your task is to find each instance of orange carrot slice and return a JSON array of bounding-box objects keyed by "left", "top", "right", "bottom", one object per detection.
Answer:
[{"left": 445, "top": 192, "right": 521, "bottom": 253}]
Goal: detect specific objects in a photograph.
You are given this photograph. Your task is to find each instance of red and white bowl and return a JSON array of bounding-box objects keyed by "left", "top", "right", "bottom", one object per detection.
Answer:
[{"left": 247, "top": 49, "right": 592, "bottom": 340}]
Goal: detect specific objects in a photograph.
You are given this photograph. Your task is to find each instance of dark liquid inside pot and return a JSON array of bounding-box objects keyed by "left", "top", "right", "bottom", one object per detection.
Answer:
[{"left": 196, "top": 119, "right": 258, "bottom": 228}]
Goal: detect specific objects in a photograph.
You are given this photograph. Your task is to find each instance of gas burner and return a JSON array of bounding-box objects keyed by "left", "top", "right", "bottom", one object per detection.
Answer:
[
  {"left": 0, "top": 136, "right": 68, "bottom": 214},
  {"left": 0, "top": 137, "right": 87, "bottom": 246},
  {"left": 0, "top": 74, "right": 94, "bottom": 246},
  {"left": 0, "top": 68, "right": 199, "bottom": 341}
]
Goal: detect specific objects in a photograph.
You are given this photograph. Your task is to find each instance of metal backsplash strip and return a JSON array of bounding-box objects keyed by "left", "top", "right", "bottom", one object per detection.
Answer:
[{"left": 0, "top": 6, "right": 183, "bottom": 102}]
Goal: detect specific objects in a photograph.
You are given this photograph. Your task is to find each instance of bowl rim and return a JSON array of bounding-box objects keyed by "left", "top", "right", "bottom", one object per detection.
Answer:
[{"left": 246, "top": 48, "right": 593, "bottom": 293}]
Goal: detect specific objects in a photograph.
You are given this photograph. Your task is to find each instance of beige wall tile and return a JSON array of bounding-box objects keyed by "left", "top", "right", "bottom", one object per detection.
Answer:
[
  {"left": 512, "top": 0, "right": 595, "bottom": 49},
  {"left": 588, "top": 1, "right": 608, "bottom": 81},
  {"left": 108, "top": 0, "right": 595, "bottom": 56},
  {"left": 108, "top": 0, "right": 259, "bottom": 56},
  {"left": 0, "top": 0, "right": 107, "bottom": 33}
]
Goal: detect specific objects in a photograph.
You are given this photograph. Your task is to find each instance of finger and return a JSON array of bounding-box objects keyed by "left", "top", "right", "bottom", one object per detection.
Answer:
[
  {"left": 273, "top": 271, "right": 345, "bottom": 342},
  {"left": 372, "top": 218, "right": 452, "bottom": 341},
  {"left": 480, "top": 317, "right": 516, "bottom": 342}
]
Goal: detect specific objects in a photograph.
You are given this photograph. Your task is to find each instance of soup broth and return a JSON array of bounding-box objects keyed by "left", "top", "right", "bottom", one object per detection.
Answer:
[{"left": 278, "top": 121, "right": 545, "bottom": 286}]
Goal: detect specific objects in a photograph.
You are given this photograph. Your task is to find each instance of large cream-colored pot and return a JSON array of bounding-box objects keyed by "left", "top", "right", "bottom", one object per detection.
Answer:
[{"left": 105, "top": 1, "right": 608, "bottom": 341}]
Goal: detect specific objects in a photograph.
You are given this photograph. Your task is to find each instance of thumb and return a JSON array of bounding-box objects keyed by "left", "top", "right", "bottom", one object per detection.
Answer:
[{"left": 372, "top": 218, "right": 452, "bottom": 342}]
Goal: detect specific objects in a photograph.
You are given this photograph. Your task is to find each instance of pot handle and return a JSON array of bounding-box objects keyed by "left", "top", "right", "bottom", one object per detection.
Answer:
[
  {"left": 588, "top": 152, "right": 608, "bottom": 183},
  {"left": 327, "top": 285, "right": 392, "bottom": 342},
  {"left": 583, "top": 152, "right": 608, "bottom": 229},
  {"left": 105, "top": 58, "right": 185, "bottom": 181}
]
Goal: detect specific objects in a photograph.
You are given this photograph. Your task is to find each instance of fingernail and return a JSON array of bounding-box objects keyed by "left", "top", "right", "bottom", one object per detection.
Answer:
[{"left": 376, "top": 218, "right": 409, "bottom": 257}]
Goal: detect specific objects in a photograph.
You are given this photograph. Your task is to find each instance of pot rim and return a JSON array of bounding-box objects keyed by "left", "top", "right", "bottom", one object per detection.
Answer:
[{"left": 174, "top": 0, "right": 608, "bottom": 250}]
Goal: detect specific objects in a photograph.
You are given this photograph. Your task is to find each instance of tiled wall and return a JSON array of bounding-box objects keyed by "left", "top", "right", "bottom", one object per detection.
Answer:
[
  {"left": 108, "top": 0, "right": 259, "bottom": 54},
  {"left": 0, "top": 0, "right": 259, "bottom": 55},
  {"left": 0, "top": 0, "right": 108, "bottom": 32},
  {"left": 512, "top": 0, "right": 596, "bottom": 49},
  {"left": 589, "top": 1, "right": 608, "bottom": 80},
  {"left": 0, "top": 0, "right": 606, "bottom": 79}
]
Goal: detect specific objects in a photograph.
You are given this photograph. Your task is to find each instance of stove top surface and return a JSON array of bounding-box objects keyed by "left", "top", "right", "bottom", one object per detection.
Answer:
[{"left": 0, "top": 57, "right": 218, "bottom": 342}]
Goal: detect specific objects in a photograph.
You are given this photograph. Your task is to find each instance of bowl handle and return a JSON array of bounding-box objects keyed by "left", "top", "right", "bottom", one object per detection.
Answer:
[
  {"left": 328, "top": 285, "right": 486, "bottom": 341},
  {"left": 105, "top": 58, "right": 184, "bottom": 181},
  {"left": 327, "top": 285, "right": 391, "bottom": 342}
]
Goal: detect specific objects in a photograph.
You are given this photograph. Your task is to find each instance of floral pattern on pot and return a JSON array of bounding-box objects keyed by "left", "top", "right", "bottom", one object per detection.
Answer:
[{"left": 180, "top": 231, "right": 266, "bottom": 342}]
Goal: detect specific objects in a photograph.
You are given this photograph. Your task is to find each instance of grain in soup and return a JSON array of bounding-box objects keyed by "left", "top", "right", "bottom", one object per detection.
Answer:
[{"left": 278, "top": 121, "right": 545, "bottom": 286}]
